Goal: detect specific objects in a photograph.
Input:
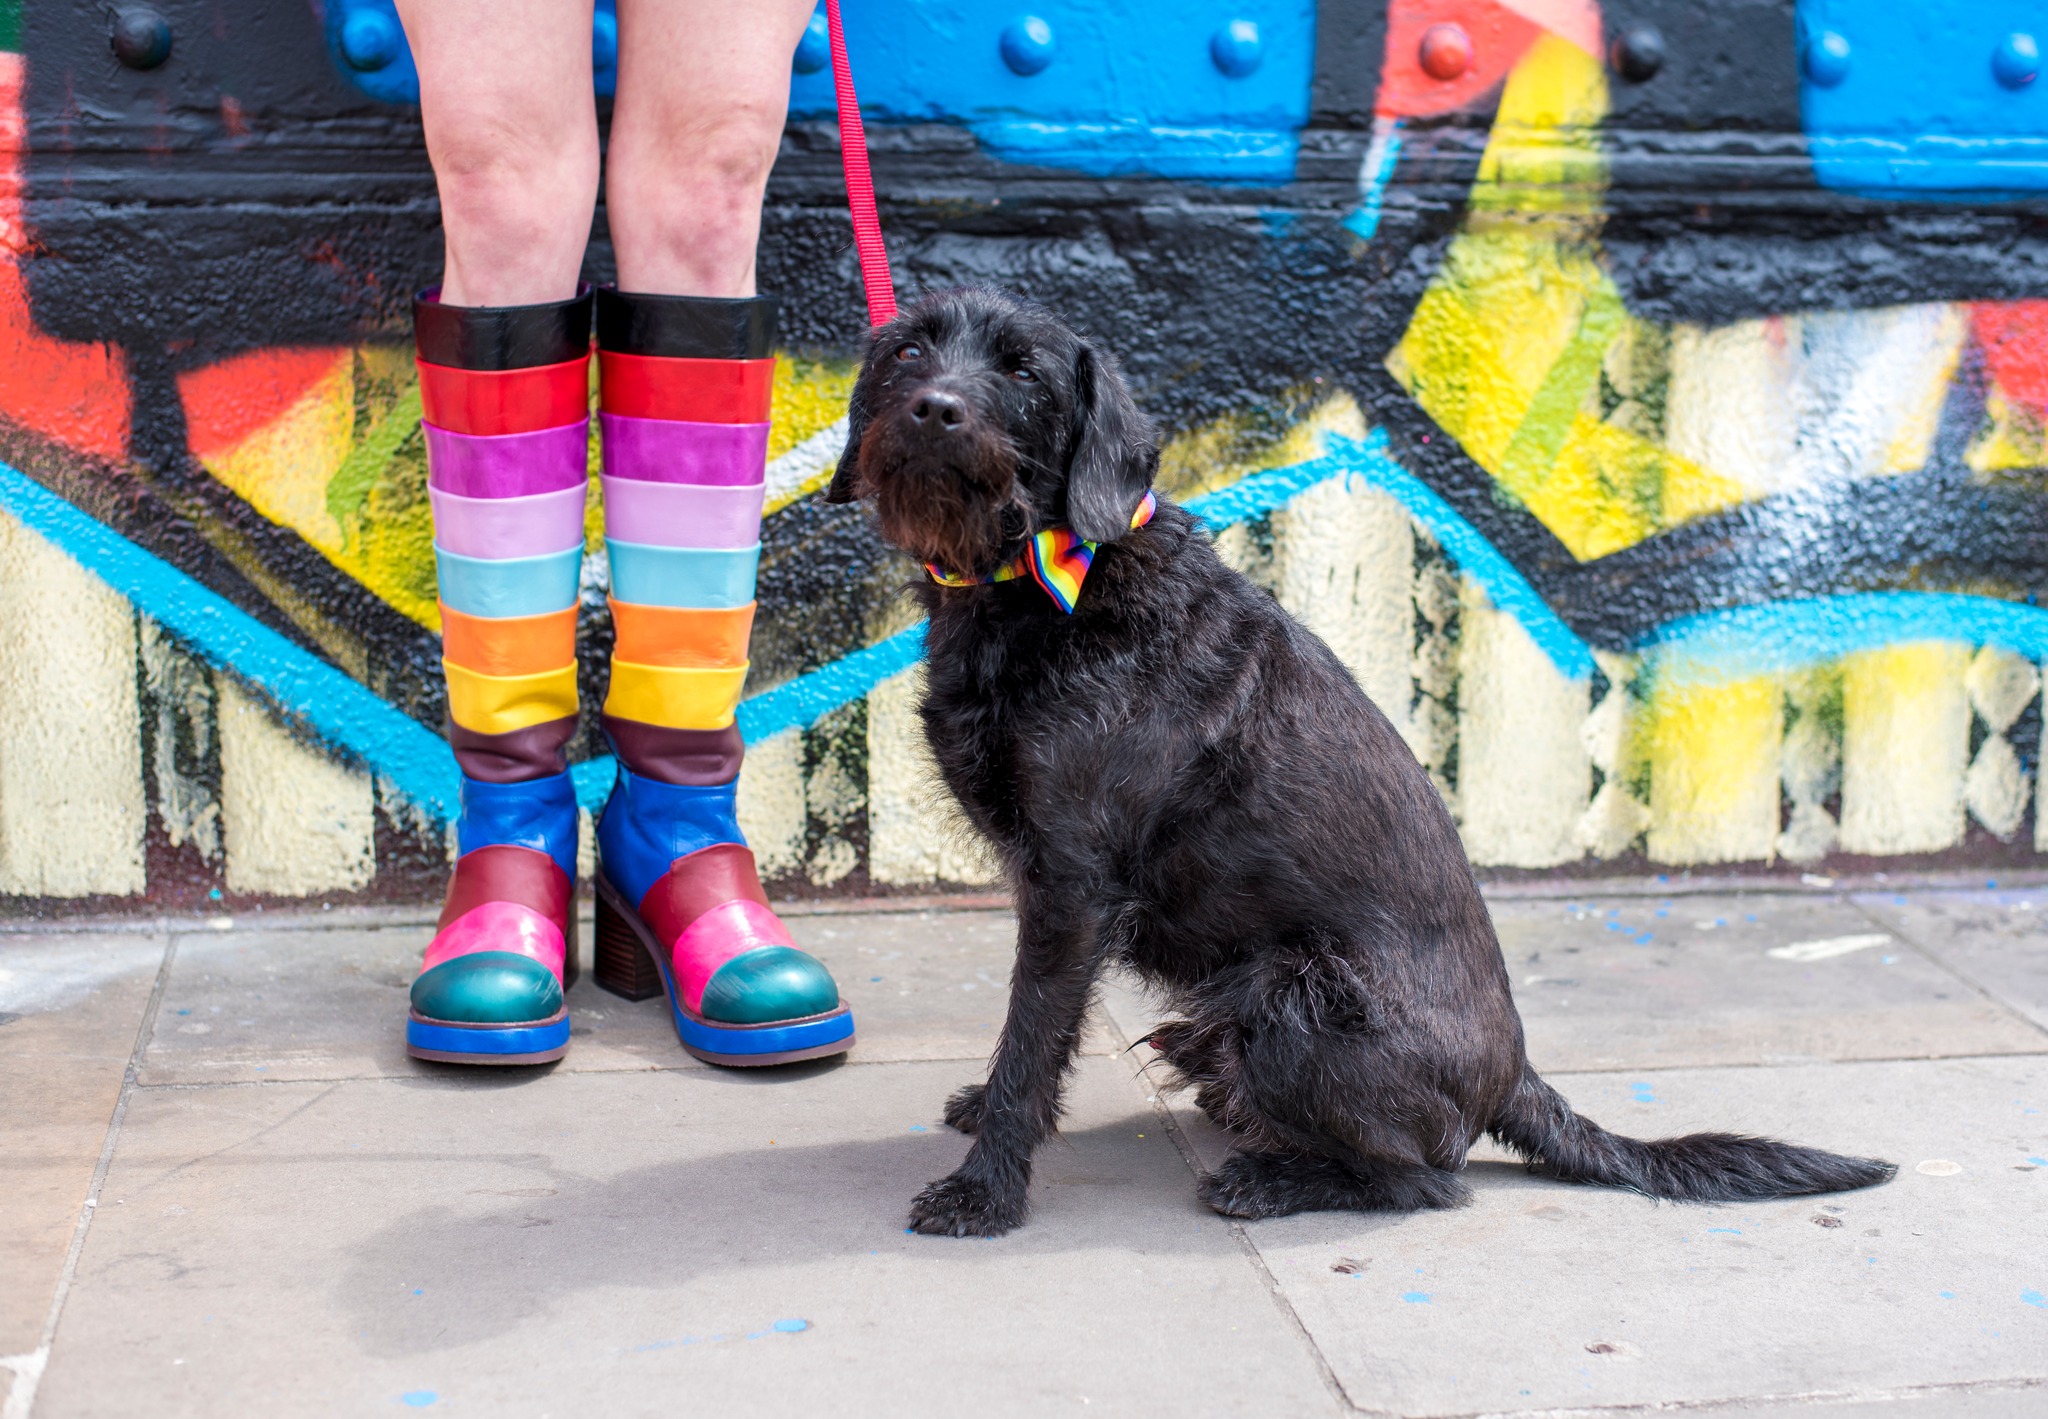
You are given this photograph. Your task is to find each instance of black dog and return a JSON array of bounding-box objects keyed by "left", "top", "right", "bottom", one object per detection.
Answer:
[{"left": 825, "top": 286, "right": 1895, "bottom": 1239}]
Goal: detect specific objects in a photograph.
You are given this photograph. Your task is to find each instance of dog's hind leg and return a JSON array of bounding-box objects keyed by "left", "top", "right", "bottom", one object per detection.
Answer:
[{"left": 1198, "top": 1150, "right": 1470, "bottom": 1219}]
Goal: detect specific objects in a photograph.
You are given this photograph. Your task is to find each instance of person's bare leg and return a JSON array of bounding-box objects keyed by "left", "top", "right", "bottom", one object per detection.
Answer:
[
  {"left": 394, "top": 0, "right": 600, "bottom": 305},
  {"left": 607, "top": 0, "right": 816, "bottom": 297}
]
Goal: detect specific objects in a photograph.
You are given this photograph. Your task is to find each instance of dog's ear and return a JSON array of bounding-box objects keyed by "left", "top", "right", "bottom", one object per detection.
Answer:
[
  {"left": 1065, "top": 341, "right": 1157, "bottom": 543},
  {"left": 822, "top": 378, "right": 869, "bottom": 504}
]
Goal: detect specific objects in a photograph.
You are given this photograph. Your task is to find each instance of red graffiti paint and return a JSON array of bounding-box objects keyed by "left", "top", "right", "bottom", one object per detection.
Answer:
[
  {"left": 178, "top": 346, "right": 352, "bottom": 459},
  {"left": 1972, "top": 301, "right": 2048, "bottom": 419},
  {"left": 0, "top": 56, "right": 131, "bottom": 461},
  {"left": 1375, "top": 0, "right": 1601, "bottom": 118}
]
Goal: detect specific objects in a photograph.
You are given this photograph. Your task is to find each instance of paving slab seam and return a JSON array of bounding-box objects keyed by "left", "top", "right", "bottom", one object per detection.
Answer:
[
  {"left": 0, "top": 934, "right": 179, "bottom": 1419},
  {"left": 1453, "top": 1372, "right": 2048, "bottom": 1419},
  {"left": 1107, "top": 1014, "right": 1358, "bottom": 1415},
  {"left": 1533, "top": 1048, "right": 2048, "bottom": 1077},
  {"left": 1847, "top": 897, "right": 2048, "bottom": 1046}
]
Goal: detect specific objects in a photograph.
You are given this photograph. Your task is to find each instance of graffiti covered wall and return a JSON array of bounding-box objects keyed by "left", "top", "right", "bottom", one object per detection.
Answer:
[{"left": 1, "top": 0, "right": 2045, "bottom": 912}]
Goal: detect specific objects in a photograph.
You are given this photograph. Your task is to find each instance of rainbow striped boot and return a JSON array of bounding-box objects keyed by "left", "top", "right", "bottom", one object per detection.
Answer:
[
  {"left": 406, "top": 288, "right": 591, "bottom": 1065},
  {"left": 589, "top": 288, "right": 854, "bottom": 1066}
]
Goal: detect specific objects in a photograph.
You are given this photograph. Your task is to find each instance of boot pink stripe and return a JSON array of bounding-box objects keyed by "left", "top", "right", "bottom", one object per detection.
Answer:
[
  {"left": 429, "top": 484, "right": 589, "bottom": 559},
  {"left": 599, "top": 476, "right": 765, "bottom": 549},
  {"left": 597, "top": 412, "right": 768, "bottom": 486},
  {"left": 670, "top": 899, "right": 795, "bottom": 1012},
  {"left": 423, "top": 900, "right": 568, "bottom": 981}
]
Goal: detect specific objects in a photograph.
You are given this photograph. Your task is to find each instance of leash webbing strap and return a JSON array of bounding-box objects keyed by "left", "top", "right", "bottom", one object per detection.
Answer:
[{"left": 824, "top": 0, "right": 898, "bottom": 327}]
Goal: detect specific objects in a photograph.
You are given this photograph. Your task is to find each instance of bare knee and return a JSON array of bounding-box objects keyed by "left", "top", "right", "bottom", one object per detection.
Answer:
[{"left": 607, "top": 104, "right": 784, "bottom": 293}]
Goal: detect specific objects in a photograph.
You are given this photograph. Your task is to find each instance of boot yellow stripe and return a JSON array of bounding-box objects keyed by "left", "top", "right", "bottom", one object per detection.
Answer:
[
  {"left": 444, "top": 661, "right": 580, "bottom": 735},
  {"left": 603, "top": 659, "right": 749, "bottom": 730}
]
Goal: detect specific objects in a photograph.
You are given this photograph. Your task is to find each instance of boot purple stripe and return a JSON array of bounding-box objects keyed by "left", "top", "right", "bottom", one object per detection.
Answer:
[
  {"left": 597, "top": 412, "right": 768, "bottom": 487},
  {"left": 425, "top": 420, "right": 591, "bottom": 498},
  {"left": 599, "top": 476, "right": 765, "bottom": 549}
]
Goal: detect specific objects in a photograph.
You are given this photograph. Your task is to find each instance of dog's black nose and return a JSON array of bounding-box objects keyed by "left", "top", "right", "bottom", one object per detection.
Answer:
[{"left": 909, "top": 390, "right": 967, "bottom": 434}]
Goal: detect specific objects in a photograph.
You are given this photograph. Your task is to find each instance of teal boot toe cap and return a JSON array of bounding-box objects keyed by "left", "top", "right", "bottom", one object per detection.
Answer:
[
  {"left": 412, "top": 952, "right": 564, "bottom": 1025},
  {"left": 699, "top": 946, "right": 841, "bottom": 1024}
]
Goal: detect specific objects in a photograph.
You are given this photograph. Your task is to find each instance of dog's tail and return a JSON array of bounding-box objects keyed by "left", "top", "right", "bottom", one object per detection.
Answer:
[{"left": 1489, "top": 1064, "right": 1895, "bottom": 1202}]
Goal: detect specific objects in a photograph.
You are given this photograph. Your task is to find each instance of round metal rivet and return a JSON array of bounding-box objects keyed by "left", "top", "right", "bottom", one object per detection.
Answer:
[
  {"left": 1992, "top": 33, "right": 2039, "bottom": 89},
  {"left": 1802, "top": 29, "right": 1851, "bottom": 87},
  {"left": 1211, "top": 19, "right": 1262, "bottom": 78},
  {"left": 592, "top": 10, "right": 618, "bottom": 72},
  {"left": 793, "top": 11, "right": 829, "bottom": 74},
  {"left": 1610, "top": 25, "right": 1665, "bottom": 83},
  {"left": 1000, "top": 16, "right": 1055, "bottom": 76},
  {"left": 339, "top": 10, "right": 403, "bottom": 73},
  {"left": 1418, "top": 23, "right": 1473, "bottom": 82},
  {"left": 110, "top": 6, "right": 173, "bottom": 71}
]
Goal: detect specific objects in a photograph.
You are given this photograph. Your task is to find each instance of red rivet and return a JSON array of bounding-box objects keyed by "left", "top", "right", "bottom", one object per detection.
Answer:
[{"left": 1419, "top": 23, "right": 1473, "bottom": 81}]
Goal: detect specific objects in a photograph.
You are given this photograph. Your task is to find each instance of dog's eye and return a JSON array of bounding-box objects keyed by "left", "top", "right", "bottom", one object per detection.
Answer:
[
  {"left": 895, "top": 343, "right": 923, "bottom": 363},
  {"left": 1010, "top": 367, "right": 1038, "bottom": 383}
]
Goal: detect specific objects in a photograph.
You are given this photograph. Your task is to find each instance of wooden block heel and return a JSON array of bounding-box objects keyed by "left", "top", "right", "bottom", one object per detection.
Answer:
[{"left": 593, "top": 880, "right": 663, "bottom": 1001}]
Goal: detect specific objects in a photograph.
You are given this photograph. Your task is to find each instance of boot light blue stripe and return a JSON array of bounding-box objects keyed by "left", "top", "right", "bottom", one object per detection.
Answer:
[
  {"left": 458, "top": 770, "right": 580, "bottom": 882},
  {"left": 605, "top": 539, "right": 760, "bottom": 610},
  {"left": 435, "top": 544, "right": 584, "bottom": 619}
]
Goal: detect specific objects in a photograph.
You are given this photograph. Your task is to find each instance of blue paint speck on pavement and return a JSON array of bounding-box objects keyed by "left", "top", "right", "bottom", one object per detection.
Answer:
[
  {"left": 1401, "top": 1291, "right": 1431, "bottom": 1304},
  {"left": 400, "top": 1393, "right": 438, "bottom": 1408},
  {"left": 2023, "top": 1289, "right": 2046, "bottom": 1309},
  {"left": 773, "top": 1318, "right": 809, "bottom": 1332},
  {"left": 1708, "top": 1227, "right": 1742, "bottom": 1235}
]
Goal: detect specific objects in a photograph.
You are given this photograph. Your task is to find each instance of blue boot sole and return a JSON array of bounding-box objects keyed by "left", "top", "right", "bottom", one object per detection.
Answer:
[{"left": 406, "top": 1008, "right": 572, "bottom": 1065}]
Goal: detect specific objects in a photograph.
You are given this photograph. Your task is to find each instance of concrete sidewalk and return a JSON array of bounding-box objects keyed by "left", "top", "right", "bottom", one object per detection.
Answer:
[{"left": 2, "top": 882, "right": 2045, "bottom": 1418}]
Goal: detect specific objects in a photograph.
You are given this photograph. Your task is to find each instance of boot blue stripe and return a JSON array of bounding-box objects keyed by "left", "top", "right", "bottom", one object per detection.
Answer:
[
  {"left": 594, "top": 762, "right": 742, "bottom": 905},
  {"left": 457, "top": 770, "right": 580, "bottom": 881}
]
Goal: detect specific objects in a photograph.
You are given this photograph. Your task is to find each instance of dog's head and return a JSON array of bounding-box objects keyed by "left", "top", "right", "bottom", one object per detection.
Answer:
[{"left": 824, "top": 287, "right": 1157, "bottom": 576}]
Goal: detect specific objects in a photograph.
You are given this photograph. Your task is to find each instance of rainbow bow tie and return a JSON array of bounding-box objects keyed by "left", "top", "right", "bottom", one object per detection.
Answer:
[{"left": 924, "top": 491, "right": 1159, "bottom": 614}]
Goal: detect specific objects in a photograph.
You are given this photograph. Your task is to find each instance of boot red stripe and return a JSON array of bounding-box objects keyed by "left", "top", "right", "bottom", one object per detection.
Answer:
[
  {"left": 599, "top": 352, "right": 775, "bottom": 424},
  {"left": 438, "top": 843, "right": 573, "bottom": 932},
  {"left": 638, "top": 842, "right": 770, "bottom": 945}
]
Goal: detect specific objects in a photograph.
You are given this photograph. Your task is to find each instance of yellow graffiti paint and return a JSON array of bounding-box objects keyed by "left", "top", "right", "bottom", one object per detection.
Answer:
[
  {"left": 1839, "top": 642, "right": 1971, "bottom": 855},
  {"left": 1155, "top": 389, "right": 1369, "bottom": 503},
  {"left": 1966, "top": 388, "right": 2047, "bottom": 473},
  {"left": 769, "top": 353, "right": 859, "bottom": 460},
  {"left": 197, "top": 350, "right": 357, "bottom": 553},
  {"left": 1644, "top": 673, "right": 1783, "bottom": 865}
]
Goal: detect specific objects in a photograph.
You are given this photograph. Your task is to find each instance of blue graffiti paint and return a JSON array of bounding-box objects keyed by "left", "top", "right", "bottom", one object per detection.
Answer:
[
  {"left": 1195, "top": 433, "right": 1596, "bottom": 680},
  {"left": 399, "top": 1392, "right": 438, "bottom": 1407},
  {"left": 2024, "top": 1289, "right": 2046, "bottom": 1309},
  {"left": 1401, "top": 1291, "right": 1431, "bottom": 1303},
  {"left": 324, "top": 1, "right": 1314, "bottom": 183},
  {"left": 0, "top": 462, "right": 463, "bottom": 822},
  {"left": 1644, "top": 592, "right": 2048, "bottom": 688},
  {"left": 737, "top": 622, "right": 928, "bottom": 744},
  {"left": 785, "top": 0, "right": 1315, "bottom": 182},
  {"left": 1798, "top": 1, "right": 2048, "bottom": 198},
  {"left": 1343, "top": 118, "right": 1404, "bottom": 241}
]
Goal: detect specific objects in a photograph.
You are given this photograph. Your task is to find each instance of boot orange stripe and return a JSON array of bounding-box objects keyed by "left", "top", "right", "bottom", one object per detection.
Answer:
[
  {"left": 440, "top": 603, "right": 579, "bottom": 678},
  {"left": 608, "top": 599, "right": 754, "bottom": 669}
]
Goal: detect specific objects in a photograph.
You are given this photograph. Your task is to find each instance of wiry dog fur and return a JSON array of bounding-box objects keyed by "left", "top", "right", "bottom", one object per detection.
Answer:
[{"left": 826, "top": 286, "right": 1896, "bottom": 1239}]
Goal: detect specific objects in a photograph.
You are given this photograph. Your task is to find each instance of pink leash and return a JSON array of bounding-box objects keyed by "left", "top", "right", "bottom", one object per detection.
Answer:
[{"left": 824, "top": 0, "right": 898, "bottom": 327}]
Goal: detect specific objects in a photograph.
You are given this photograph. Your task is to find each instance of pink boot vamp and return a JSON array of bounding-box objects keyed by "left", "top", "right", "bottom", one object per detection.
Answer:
[
  {"left": 424, "top": 900, "right": 569, "bottom": 982},
  {"left": 670, "top": 898, "right": 797, "bottom": 1013}
]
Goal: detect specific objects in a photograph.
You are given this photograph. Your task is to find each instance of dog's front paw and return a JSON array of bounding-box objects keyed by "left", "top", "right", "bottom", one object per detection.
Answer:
[
  {"left": 908, "top": 1172, "right": 1026, "bottom": 1237},
  {"left": 942, "top": 1083, "right": 988, "bottom": 1134}
]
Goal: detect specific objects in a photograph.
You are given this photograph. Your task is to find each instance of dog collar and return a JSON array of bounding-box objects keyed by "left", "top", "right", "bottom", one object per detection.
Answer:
[{"left": 924, "top": 491, "right": 1158, "bottom": 614}]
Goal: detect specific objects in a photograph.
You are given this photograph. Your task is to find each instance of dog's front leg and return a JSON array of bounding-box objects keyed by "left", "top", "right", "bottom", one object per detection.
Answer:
[{"left": 910, "top": 900, "right": 1099, "bottom": 1237}]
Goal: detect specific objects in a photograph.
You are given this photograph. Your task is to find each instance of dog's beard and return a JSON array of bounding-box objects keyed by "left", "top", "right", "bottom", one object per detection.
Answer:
[{"left": 858, "top": 427, "right": 1030, "bottom": 576}]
